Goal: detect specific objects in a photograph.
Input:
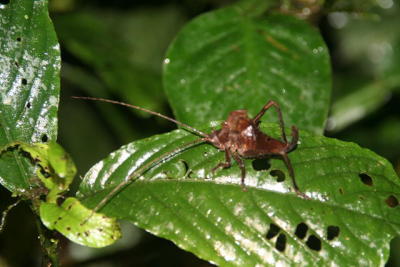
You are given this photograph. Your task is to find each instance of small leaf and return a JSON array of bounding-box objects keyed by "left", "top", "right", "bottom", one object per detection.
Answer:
[
  {"left": 40, "top": 197, "right": 121, "bottom": 248},
  {"left": 0, "top": 141, "right": 119, "bottom": 247},
  {"left": 163, "top": 8, "right": 331, "bottom": 134},
  {"left": 77, "top": 123, "right": 400, "bottom": 266},
  {"left": 0, "top": 0, "right": 61, "bottom": 193},
  {"left": 0, "top": 141, "right": 76, "bottom": 202}
]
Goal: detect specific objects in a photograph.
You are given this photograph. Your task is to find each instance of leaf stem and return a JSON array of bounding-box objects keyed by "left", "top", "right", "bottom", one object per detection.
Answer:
[
  {"left": 35, "top": 209, "right": 60, "bottom": 267},
  {"left": 0, "top": 199, "right": 21, "bottom": 233}
]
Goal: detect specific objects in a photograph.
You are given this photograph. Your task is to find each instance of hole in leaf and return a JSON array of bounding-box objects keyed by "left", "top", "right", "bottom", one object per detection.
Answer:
[
  {"left": 252, "top": 159, "right": 271, "bottom": 171},
  {"left": 40, "top": 168, "right": 51, "bottom": 178},
  {"left": 20, "top": 150, "right": 31, "bottom": 159},
  {"left": 385, "top": 195, "right": 399, "bottom": 208},
  {"left": 56, "top": 197, "right": 64, "bottom": 205},
  {"left": 266, "top": 223, "right": 280, "bottom": 239},
  {"left": 41, "top": 134, "right": 48, "bottom": 142},
  {"left": 16, "top": 37, "right": 21, "bottom": 42},
  {"left": 270, "top": 169, "right": 285, "bottom": 182},
  {"left": 306, "top": 235, "right": 321, "bottom": 251},
  {"left": 21, "top": 78, "right": 27, "bottom": 85},
  {"left": 294, "top": 222, "right": 308, "bottom": 239},
  {"left": 275, "top": 233, "right": 286, "bottom": 252},
  {"left": 327, "top": 226, "right": 340, "bottom": 240},
  {"left": 0, "top": 0, "right": 10, "bottom": 4},
  {"left": 359, "top": 173, "right": 373, "bottom": 186},
  {"left": 26, "top": 102, "right": 31, "bottom": 108}
]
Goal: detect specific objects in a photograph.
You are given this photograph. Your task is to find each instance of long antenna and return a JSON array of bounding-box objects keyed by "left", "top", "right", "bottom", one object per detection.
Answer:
[
  {"left": 84, "top": 138, "right": 206, "bottom": 220},
  {"left": 72, "top": 96, "right": 208, "bottom": 138}
]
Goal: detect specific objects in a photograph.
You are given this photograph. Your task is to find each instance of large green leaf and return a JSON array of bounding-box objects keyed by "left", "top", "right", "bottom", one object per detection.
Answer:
[
  {"left": 0, "top": 0, "right": 60, "bottom": 193},
  {"left": 77, "top": 123, "right": 400, "bottom": 266},
  {"left": 163, "top": 7, "right": 331, "bottom": 134}
]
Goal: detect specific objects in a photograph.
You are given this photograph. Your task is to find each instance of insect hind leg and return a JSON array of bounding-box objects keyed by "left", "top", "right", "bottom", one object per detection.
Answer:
[
  {"left": 252, "top": 100, "right": 288, "bottom": 144},
  {"left": 285, "top": 126, "right": 299, "bottom": 153},
  {"left": 281, "top": 153, "right": 308, "bottom": 199},
  {"left": 232, "top": 153, "right": 247, "bottom": 191}
]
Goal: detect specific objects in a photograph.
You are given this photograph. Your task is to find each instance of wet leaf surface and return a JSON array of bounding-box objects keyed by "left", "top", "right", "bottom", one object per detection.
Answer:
[
  {"left": 0, "top": 0, "right": 60, "bottom": 193},
  {"left": 40, "top": 197, "right": 121, "bottom": 248},
  {"left": 77, "top": 123, "right": 400, "bottom": 266},
  {"left": 164, "top": 8, "right": 331, "bottom": 134}
]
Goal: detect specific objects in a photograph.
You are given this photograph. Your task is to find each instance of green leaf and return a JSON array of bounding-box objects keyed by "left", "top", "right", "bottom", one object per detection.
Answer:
[
  {"left": 328, "top": 79, "right": 392, "bottom": 132},
  {"left": 77, "top": 123, "right": 400, "bottom": 266},
  {"left": 163, "top": 8, "right": 331, "bottom": 134},
  {"left": 0, "top": 0, "right": 60, "bottom": 193},
  {"left": 40, "top": 197, "right": 121, "bottom": 248},
  {"left": 0, "top": 141, "right": 76, "bottom": 202},
  {"left": 0, "top": 141, "right": 121, "bottom": 248}
]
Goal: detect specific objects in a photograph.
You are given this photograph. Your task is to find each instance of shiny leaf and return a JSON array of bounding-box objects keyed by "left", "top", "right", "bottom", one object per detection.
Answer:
[
  {"left": 163, "top": 8, "right": 331, "bottom": 134},
  {"left": 0, "top": 0, "right": 60, "bottom": 193},
  {"left": 77, "top": 123, "right": 400, "bottom": 266},
  {"left": 40, "top": 197, "right": 121, "bottom": 248}
]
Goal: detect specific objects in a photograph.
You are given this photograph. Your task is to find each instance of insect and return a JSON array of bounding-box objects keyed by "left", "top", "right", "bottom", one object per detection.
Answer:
[{"left": 73, "top": 96, "right": 307, "bottom": 214}]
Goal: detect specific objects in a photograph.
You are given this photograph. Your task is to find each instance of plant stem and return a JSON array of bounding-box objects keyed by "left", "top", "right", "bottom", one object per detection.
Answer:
[{"left": 35, "top": 212, "right": 60, "bottom": 267}]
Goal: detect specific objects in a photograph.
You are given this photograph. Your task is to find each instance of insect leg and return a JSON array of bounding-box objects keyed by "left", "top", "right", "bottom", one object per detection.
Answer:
[
  {"left": 252, "top": 100, "right": 287, "bottom": 143},
  {"left": 285, "top": 126, "right": 299, "bottom": 153},
  {"left": 232, "top": 153, "right": 246, "bottom": 191},
  {"left": 211, "top": 149, "right": 232, "bottom": 173},
  {"left": 281, "top": 153, "right": 308, "bottom": 199}
]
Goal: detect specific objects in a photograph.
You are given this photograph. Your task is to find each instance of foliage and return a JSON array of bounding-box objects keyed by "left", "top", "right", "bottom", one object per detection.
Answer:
[
  {"left": 78, "top": 123, "right": 400, "bottom": 266},
  {"left": 0, "top": 0, "right": 60, "bottom": 193},
  {"left": 1, "top": 0, "right": 400, "bottom": 266},
  {"left": 163, "top": 6, "right": 331, "bottom": 134}
]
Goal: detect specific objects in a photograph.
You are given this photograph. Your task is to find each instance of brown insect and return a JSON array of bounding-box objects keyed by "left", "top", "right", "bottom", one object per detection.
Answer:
[
  {"left": 207, "top": 101, "right": 303, "bottom": 196},
  {"left": 73, "top": 97, "right": 306, "bottom": 213}
]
